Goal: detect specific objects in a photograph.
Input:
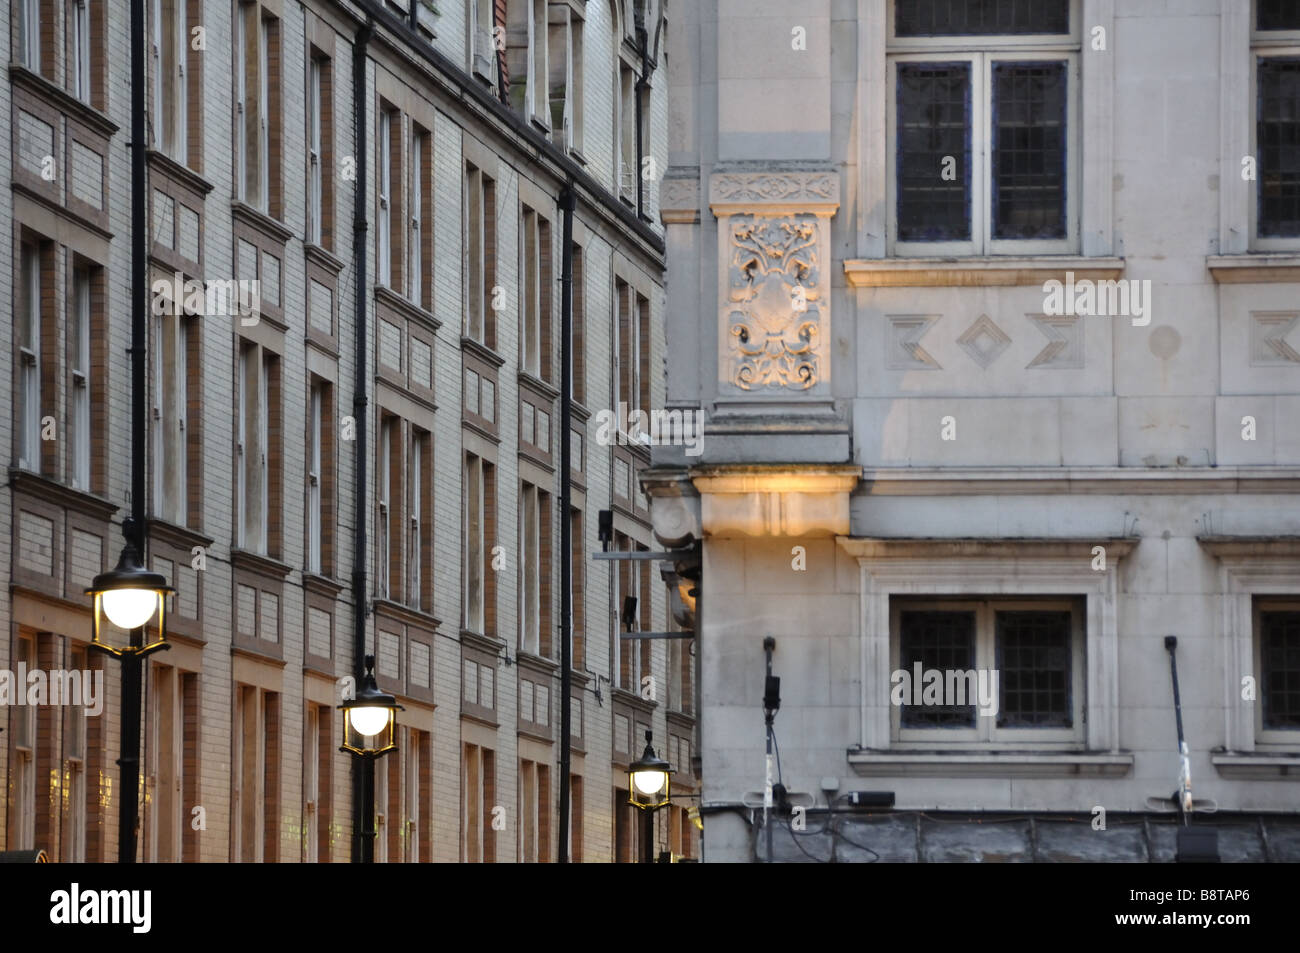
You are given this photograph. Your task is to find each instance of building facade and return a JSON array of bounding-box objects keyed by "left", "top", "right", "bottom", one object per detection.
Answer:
[
  {"left": 650, "top": 0, "right": 1300, "bottom": 861},
  {"left": 2, "top": 0, "right": 697, "bottom": 862}
]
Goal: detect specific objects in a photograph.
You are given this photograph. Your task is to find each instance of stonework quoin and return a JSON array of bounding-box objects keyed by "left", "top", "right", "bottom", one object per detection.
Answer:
[{"left": 725, "top": 214, "right": 822, "bottom": 391}]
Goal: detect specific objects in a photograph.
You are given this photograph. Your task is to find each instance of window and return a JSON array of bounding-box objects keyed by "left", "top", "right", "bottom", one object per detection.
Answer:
[
  {"left": 410, "top": 127, "right": 431, "bottom": 308},
  {"left": 669, "top": 633, "right": 693, "bottom": 715},
  {"left": 470, "top": 0, "right": 497, "bottom": 80},
  {"left": 568, "top": 775, "right": 583, "bottom": 861},
  {"left": 232, "top": 684, "right": 280, "bottom": 862},
  {"left": 505, "top": 0, "right": 548, "bottom": 120},
  {"left": 306, "top": 380, "right": 334, "bottom": 575},
  {"left": 378, "top": 108, "right": 394, "bottom": 287},
  {"left": 1253, "top": 1, "right": 1300, "bottom": 244},
  {"left": 464, "top": 454, "right": 497, "bottom": 634},
  {"left": 613, "top": 279, "right": 649, "bottom": 423},
  {"left": 7, "top": 635, "right": 37, "bottom": 849},
  {"left": 409, "top": 428, "right": 431, "bottom": 611},
  {"left": 462, "top": 742, "right": 496, "bottom": 862},
  {"left": 1256, "top": 601, "right": 1300, "bottom": 740},
  {"left": 152, "top": 0, "right": 187, "bottom": 158},
  {"left": 20, "top": 0, "right": 41, "bottom": 71},
  {"left": 548, "top": 6, "right": 583, "bottom": 151},
  {"left": 612, "top": 532, "right": 644, "bottom": 691},
  {"left": 69, "top": 268, "right": 92, "bottom": 490},
  {"left": 153, "top": 309, "right": 192, "bottom": 525},
  {"left": 520, "top": 206, "right": 552, "bottom": 380},
  {"left": 236, "top": 343, "right": 280, "bottom": 555},
  {"left": 307, "top": 52, "right": 334, "bottom": 248},
  {"left": 518, "top": 482, "right": 552, "bottom": 657},
  {"left": 570, "top": 508, "right": 584, "bottom": 669},
  {"left": 378, "top": 415, "right": 396, "bottom": 599},
  {"left": 887, "top": 0, "right": 1078, "bottom": 256},
  {"left": 890, "top": 597, "right": 1084, "bottom": 744},
  {"left": 570, "top": 243, "right": 585, "bottom": 404},
  {"left": 235, "top": 2, "right": 279, "bottom": 214},
  {"left": 146, "top": 663, "right": 196, "bottom": 862},
  {"left": 613, "top": 786, "right": 634, "bottom": 863},
  {"left": 465, "top": 162, "right": 498, "bottom": 347},
  {"left": 61, "top": 645, "right": 88, "bottom": 863},
  {"left": 303, "top": 703, "right": 333, "bottom": 862},
  {"left": 17, "top": 241, "right": 45, "bottom": 473},
  {"left": 518, "top": 758, "right": 550, "bottom": 862},
  {"left": 617, "top": 63, "right": 637, "bottom": 203},
  {"left": 71, "top": 0, "right": 92, "bottom": 102}
]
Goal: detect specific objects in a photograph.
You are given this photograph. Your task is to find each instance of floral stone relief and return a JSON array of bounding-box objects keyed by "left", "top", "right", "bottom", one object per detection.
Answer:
[{"left": 724, "top": 214, "right": 824, "bottom": 391}]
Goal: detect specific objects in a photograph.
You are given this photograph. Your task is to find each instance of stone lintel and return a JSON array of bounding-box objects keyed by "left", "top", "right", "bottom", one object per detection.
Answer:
[{"left": 692, "top": 464, "right": 860, "bottom": 538}]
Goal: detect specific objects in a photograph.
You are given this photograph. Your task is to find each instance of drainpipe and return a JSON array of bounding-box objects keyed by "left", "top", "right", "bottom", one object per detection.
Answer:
[
  {"left": 558, "top": 184, "right": 575, "bottom": 860},
  {"left": 351, "top": 17, "right": 375, "bottom": 865}
]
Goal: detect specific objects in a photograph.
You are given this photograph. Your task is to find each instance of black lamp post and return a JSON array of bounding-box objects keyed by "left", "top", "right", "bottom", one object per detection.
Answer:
[
  {"left": 83, "top": 0, "right": 172, "bottom": 865},
  {"left": 338, "top": 655, "right": 404, "bottom": 862},
  {"left": 628, "top": 730, "right": 673, "bottom": 863}
]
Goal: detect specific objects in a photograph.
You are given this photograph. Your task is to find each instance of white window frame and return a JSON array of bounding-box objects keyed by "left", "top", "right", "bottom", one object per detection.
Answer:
[
  {"left": 890, "top": 597, "right": 1085, "bottom": 746},
  {"left": 258, "top": 351, "right": 269, "bottom": 551},
  {"left": 1254, "top": 598, "right": 1300, "bottom": 745},
  {"left": 10, "top": 635, "right": 37, "bottom": 849},
  {"left": 521, "top": 206, "right": 540, "bottom": 375},
  {"left": 408, "top": 430, "right": 425, "bottom": 610},
  {"left": 617, "top": 62, "right": 636, "bottom": 203},
  {"left": 21, "top": 0, "right": 40, "bottom": 71},
  {"left": 18, "top": 242, "right": 42, "bottom": 473},
  {"left": 307, "top": 382, "right": 323, "bottom": 574},
  {"left": 308, "top": 56, "right": 323, "bottom": 246},
  {"left": 1249, "top": 9, "right": 1300, "bottom": 251},
  {"left": 470, "top": 0, "right": 496, "bottom": 82},
  {"left": 63, "top": 645, "right": 88, "bottom": 863},
  {"left": 72, "top": 0, "right": 92, "bottom": 102},
  {"left": 71, "top": 268, "right": 91, "bottom": 490},
  {"left": 885, "top": 49, "right": 1080, "bottom": 257},
  {"left": 378, "top": 109, "right": 393, "bottom": 287},
  {"left": 377, "top": 416, "right": 392, "bottom": 599},
  {"left": 257, "top": 13, "right": 269, "bottom": 207},
  {"left": 518, "top": 482, "right": 541, "bottom": 655},
  {"left": 304, "top": 704, "right": 320, "bottom": 863},
  {"left": 841, "top": 539, "right": 1123, "bottom": 758},
  {"left": 410, "top": 129, "right": 424, "bottom": 305},
  {"left": 404, "top": 730, "right": 421, "bottom": 862},
  {"left": 464, "top": 453, "right": 485, "bottom": 632},
  {"left": 234, "top": 2, "right": 249, "bottom": 202}
]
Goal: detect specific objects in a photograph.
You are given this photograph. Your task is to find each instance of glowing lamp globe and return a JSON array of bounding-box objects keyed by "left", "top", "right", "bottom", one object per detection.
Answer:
[
  {"left": 86, "top": 539, "right": 173, "bottom": 657},
  {"left": 628, "top": 730, "right": 674, "bottom": 811},
  {"left": 339, "top": 655, "right": 404, "bottom": 756}
]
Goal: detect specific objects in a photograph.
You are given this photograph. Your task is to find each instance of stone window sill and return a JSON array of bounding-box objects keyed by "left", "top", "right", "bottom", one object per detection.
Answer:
[
  {"left": 1210, "top": 753, "right": 1300, "bottom": 779},
  {"left": 843, "top": 256, "right": 1125, "bottom": 288},
  {"left": 1206, "top": 253, "right": 1300, "bottom": 283},
  {"left": 847, "top": 750, "right": 1134, "bottom": 778}
]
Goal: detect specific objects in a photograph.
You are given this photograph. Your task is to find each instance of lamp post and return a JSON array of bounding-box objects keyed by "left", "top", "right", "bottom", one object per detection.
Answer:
[
  {"left": 628, "top": 730, "right": 673, "bottom": 863},
  {"left": 338, "top": 655, "right": 404, "bottom": 862},
  {"left": 83, "top": 0, "right": 172, "bottom": 865}
]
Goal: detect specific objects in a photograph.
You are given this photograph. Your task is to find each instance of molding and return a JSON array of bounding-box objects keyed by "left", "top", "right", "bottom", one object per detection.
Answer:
[
  {"left": 835, "top": 536, "right": 1138, "bottom": 560},
  {"left": 857, "top": 466, "right": 1300, "bottom": 496},
  {"left": 1210, "top": 754, "right": 1300, "bottom": 780},
  {"left": 708, "top": 169, "right": 840, "bottom": 216},
  {"left": 460, "top": 628, "right": 506, "bottom": 656},
  {"left": 229, "top": 548, "right": 293, "bottom": 580},
  {"left": 517, "top": 651, "right": 559, "bottom": 676},
  {"left": 660, "top": 170, "right": 700, "bottom": 224},
  {"left": 1198, "top": 536, "right": 1300, "bottom": 558},
  {"left": 13, "top": 181, "right": 115, "bottom": 243},
  {"left": 372, "top": 597, "right": 441, "bottom": 632},
  {"left": 1207, "top": 254, "right": 1300, "bottom": 283},
  {"left": 375, "top": 283, "right": 442, "bottom": 332},
  {"left": 9, "top": 469, "right": 118, "bottom": 521},
  {"left": 304, "top": 241, "right": 346, "bottom": 276},
  {"left": 847, "top": 751, "right": 1134, "bottom": 778},
  {"left": 461, "top": 335, "right": 506, "bottom": 368},
  {"left": 146, "top": 518, "right": 214, "bottom": 552},
  {"left": 691, "top": 465, "right": 860, "bottom": 538},
  {"left": 8, "top": 65, "right": 119, "bottom": 138},
  {"left": 302, "top": 572, "right": 346, "bottom": 599},
  {"left": 230, "top": 200, "right": 295, "bottom": 245},
  {"left": 844, "top": 256, "right": 1125, "bottom": 288},
  {"left": 146, "top": 149, "right": 214, "bottom": 198}
]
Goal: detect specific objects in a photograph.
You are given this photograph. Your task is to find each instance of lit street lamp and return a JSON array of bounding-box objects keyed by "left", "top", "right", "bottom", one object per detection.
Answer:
[
  {"left": 628, "top": 730, "right": 674, "bottom": 862},
  {"left": 339, "top": 654, "right": 404, "bottom": 863}
]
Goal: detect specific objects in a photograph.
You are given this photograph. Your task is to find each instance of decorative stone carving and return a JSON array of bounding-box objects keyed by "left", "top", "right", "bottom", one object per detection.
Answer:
[
  {"left": 1026, "top": 313, "right": 1083, "bottom": 369},
  {"left": 956, "top": 314, "right": 1011, "bottom": 369},
  {"left": 887, "top": 315, "right": 942, "bottom": 370},
  {"left": 724, "top": 214, "right": 822, "bottom": 390},
  {"left": 660, "top": 171, "right": 700, "bottom": 225},
  {"left": 1250, "top": 311, "right": 1300, "bottom": 365},
  {"left": 710, "top": 171, "right": 838, "bottom": 205}
]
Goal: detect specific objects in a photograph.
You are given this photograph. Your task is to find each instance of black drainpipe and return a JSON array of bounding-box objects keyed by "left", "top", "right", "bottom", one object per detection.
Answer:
[
  {"left": 351, "top": 17, "right": 374, "bottom": 865},
  {"left": 557, "top": 183, "right": 575, "bottom": 860}
]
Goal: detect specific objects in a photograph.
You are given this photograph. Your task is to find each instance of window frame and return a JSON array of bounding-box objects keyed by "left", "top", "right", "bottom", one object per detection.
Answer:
[
  {"left": 17, "top": 240, "right": 43, "bottom": 474},
  {"left": 1254, "top": 598, "right": 1300, "bottom": 744},
  {"left": 890, "top": 596, "right": 1086, "bottom": 747},
  {"left": 1249, "top": 10, "right": 1300, "bottom": 249},
  {"left": 307, "top": 55, "right": 323, "bottom": 247},
  {"left": 70, "top": 267, "right": 92, "bottom": 491},
  {"left": 72, "top": 0, "right": 92, "bottom": 103},
  {"left": 886, "top": 49, "right": 1081, "bottom": 257}
]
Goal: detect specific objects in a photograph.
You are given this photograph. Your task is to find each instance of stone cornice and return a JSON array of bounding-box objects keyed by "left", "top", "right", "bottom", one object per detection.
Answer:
[
  {"left": 691, "top": 464, "right": 860, "bottom": 537},
  {"left": 709, "top": 169, "right": 840, "bottom": 216},
  {"left": 1207, "top": 253, "right": 1300, "bottom": 284},
  {"left": 859, "top": 466, "right": 1300, "bottom": 496},
  {"left": 835, "top": 536, "right": 1138, "bottom": 561},
  {"left": 844, "top": 256, "right": 1125, "bottom": 288}
]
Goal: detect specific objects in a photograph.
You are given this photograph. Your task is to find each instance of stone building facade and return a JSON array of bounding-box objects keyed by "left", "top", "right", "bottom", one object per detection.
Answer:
[
  {"left": 649, "top": 0, "right": 1300, "bottom": 861},
  {"left": 2, "top": 0, "right": 695, "bottom": 862}
]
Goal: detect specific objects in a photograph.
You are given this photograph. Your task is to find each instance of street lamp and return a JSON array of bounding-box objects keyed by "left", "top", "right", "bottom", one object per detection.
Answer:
[
  {"left": 85, "top": 526, "right": 173, "bottom": 656},
  {"left": 338, "top": 654, "right": 404, "bottom": 757},
  {"left": 628, "top": 730, "right": 673, "bottom": 863}
]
